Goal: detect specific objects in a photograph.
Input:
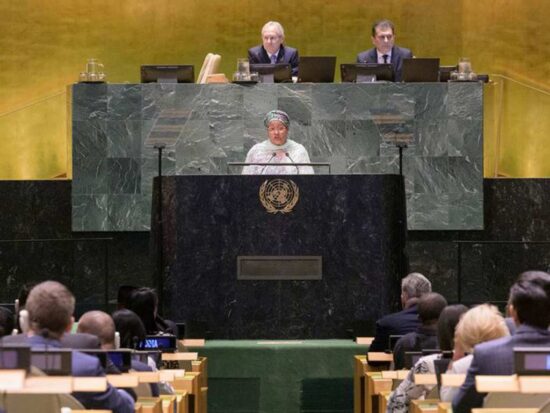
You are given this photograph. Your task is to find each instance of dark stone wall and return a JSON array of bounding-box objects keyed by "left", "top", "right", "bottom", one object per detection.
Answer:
[
  {"left": 408, "top": 179, "right": 550, "bottom": 306},
  {"left": 0, "top": 179, "right": 549, "bottom": 324}
]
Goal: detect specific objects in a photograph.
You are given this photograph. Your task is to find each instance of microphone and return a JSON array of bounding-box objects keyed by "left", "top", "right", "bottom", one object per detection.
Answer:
[
  {"left": 260, "top": 153, "right": 277, "bottom": 175},
  {"left": 285, "top": 152, "right": 300, "bottom": 174}
]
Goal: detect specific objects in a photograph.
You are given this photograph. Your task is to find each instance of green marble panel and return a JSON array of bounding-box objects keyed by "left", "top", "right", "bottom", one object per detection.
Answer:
[{"left": 72, "top": 82, "right": 483, "bottom": 231}]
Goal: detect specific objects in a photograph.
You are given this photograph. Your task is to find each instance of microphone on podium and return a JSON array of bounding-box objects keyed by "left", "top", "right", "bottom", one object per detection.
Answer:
[
  {"left": 260, "top": 152, "right": 277, "bottom": 175},
  {"left": 285, "top": 152, "right": 300, "bottom": 174}
]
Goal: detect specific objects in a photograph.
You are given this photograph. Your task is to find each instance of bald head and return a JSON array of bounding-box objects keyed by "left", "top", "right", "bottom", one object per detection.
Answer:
[{"left": 77, "top": 311, "right": 116, "bottom": 349}]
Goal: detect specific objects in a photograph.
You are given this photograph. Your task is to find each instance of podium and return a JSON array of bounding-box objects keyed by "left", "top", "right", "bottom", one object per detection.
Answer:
[{"left": 152, "top": 174, "right": 407, "bottom": 339}]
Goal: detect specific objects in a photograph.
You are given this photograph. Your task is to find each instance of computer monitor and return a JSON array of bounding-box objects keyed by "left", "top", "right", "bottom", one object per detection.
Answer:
[
  {"left": 141, "top": 65, "right": 195, "bottom": 83},
  {"left": 340, "top": 63, "right": 394, "bottom": 82},
  {"left": 83, "top": 349, "right": 133, "bottom": 373},
  {"left": 31, "top": 349, "right": 72, "bottom": 376},
  {"left": 387, "top": 335, "right": 404, "bottom": 352},
  {"left": 514, "top": 347, "right": 550, "bottom": 375},
  {"left": 401, "top": 58, "right": 440, "bottom": 82},
  {"left": 249, "top": 63, "right": 292, "bottom": 83},
  {"left": 136, "top": 335, "right": 177, "bottom": 353},
  {"left": 0, "top": 345, "right": 31, "bottom": 371},
  {"left": 404, "top": 349, "right": 440, "bottom": 369},
  {"left": 298, "top": 56, "right": 336, "bottom": 83}
]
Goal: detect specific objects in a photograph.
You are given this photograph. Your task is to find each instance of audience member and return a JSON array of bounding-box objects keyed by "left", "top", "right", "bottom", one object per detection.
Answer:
[
  {"left": 356, "top": 19, "right": 413, "bottom": 82},
  {"left": 369, "top": 272, "right": 432, "bottom": 352},
  {"left": 78, "top": 310, "right": 160, "bottom": 397},
  {"left": 0, "top": 307, "right": 14, "bottom": 337},
  {"left": 453, "top": 271, "right": 550, "bottom": 413},
  {"left": 112, "top": 308, "right": 147, "bottom": 349},
  {"left": 23, "top": 281, "right": 134, "bottom": 413},
  {"left": 439, "top": 304, "right": 509, "bottom": 402},
  {"left": 127, "top": 287, "right": 177, "bottom": 336},
  {"left": 248, "top": 21, "right": 299, "bottom": 76},
  {"left": 117, "top": 285, "right": 137, "bottom": 310},
  {"left": 386, "top": 304, "right": 468, "bottom": 413},
  {"left": 393, "top": 292, "right": 448, "bottom": 369},
  {"left": 14, "top": 281, "right": 38, "bottom": 333}
]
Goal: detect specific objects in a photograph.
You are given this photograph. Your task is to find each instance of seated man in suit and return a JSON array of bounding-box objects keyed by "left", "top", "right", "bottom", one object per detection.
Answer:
[
  {"left": 77, "top": 310, "right": 162, "bottom": 397},
  {"left": 453, "top": 271, "right": 550, "bottom": 413},
  {"left": 368, "top": 272, "right": 432, "bottom": 352},
  {"left": 392, "top": 292, "right": 447, "bottom": 370},
  {"left": 248, "top": 21, "right": 299, "bottom": 76},
  {"left": 24, "top": 281, "right": 134, "bottom": 413},
  {"left": 356, "top": 19, "right": 413, "bottom": 82}
]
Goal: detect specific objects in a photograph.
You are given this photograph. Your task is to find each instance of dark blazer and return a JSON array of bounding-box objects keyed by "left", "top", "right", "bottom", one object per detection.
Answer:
[
  {"left": 368, "top": 305, "right": 421, "bottom": 352},
  {"left": 248, "top": 44, "right": 300, "bottom": 76},
  {"left": 452, "top": 324, "right": 550, "bottom": 413},
  {"left": 392, "top": 325, "right": 439, "bottom": 370},
  {"left": 26, "top": 335, "right": 134, "bottom": 413},
  {"left": 356, "top": 45, "right": 413, "bottom": 82}
]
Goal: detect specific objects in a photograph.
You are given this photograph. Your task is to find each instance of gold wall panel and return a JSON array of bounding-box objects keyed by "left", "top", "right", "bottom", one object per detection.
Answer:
[{"left": 1, "top": 0, "right": 549, "bottom": 179}]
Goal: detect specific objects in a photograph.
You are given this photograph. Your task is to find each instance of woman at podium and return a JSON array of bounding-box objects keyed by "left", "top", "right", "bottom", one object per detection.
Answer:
[{"left": 242, "top": 110, "right": 314, "bottom": 175}]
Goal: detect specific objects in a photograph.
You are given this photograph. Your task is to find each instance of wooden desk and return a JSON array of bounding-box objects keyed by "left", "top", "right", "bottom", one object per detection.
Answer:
[
  {"left": 365, "top": 372, "right": 393, "bottom": 413},
  {"left": 409, "top": 399, "right": 440, "bottom": 413}
]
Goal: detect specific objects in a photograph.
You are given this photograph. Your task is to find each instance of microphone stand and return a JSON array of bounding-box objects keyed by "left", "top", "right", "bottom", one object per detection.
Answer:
[
  {"left": 397, "top": 142, "right": 407, "bottom": 176},
  {"left": 154, "top": 143, "right": 166, "bottom": 314}
]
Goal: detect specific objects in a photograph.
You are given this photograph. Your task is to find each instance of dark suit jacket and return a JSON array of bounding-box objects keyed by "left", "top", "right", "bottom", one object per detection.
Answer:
[
  {"left": 26, "top": 335, "right": 134, "bottom": 413},
  {"left": 248, "top": 44, "right": 299, "bottom": 76},
  {"left": 452, "top": 324, "right": 550, "bottom": 413},
  {"left": 356, "top": 46, "right": 413, "bottom": 82},
  {"left": 392, "top": 324, "right": 439, "bottom": 370},
  {"left": 368, "top": 304, "right": 421, "bottom": 352}
]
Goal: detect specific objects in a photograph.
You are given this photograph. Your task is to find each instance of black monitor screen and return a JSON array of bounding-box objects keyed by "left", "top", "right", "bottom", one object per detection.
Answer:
[
  {"left": 340, "top": 63, "right": 394, "bottom": 82},
  {"left": 31, "top": 350, "right": 72, "bottom": 376},
  {"left": 0, "top": 347, "right": 31, "bottom": 371},
  {"left": 249, "top": 63, "right": 292, "bottom": 83},
  {"left": 107, "top": 351, "right": 132, "bottom": 372},
  {"left": 388, "top": 335, "right": 403, "bottom": 352},
  {"left": 515, "top": 347, "right": 550, "bottom": 375},
  {"left": 404, "top": 351, "right": 423, "bottom": 369},
  {"left": 141, "top": 65, "right": 195, "bottom": 83}
]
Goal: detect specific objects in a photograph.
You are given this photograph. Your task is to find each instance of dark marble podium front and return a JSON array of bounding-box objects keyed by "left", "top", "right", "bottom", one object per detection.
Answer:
[{"left": 153, "top": 174, "right": 406, "bottom": 339}]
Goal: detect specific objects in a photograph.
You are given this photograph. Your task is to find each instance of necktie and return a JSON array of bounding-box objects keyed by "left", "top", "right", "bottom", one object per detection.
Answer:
[
  {"left": 383, "top": 54, "right": 389, "bottom": 64},
  {"left": 270, "top": 54, "right": 278, "bottom": 64}
]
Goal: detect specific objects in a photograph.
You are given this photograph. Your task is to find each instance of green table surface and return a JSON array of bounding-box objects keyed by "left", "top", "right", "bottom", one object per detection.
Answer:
[{"left": 189, "top": 339, "right": 368, "bottom": 413}]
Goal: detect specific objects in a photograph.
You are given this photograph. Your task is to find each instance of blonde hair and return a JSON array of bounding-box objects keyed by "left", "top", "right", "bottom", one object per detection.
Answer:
[{"left": 454, "top": 304, "right": 509, "bottom": 353}]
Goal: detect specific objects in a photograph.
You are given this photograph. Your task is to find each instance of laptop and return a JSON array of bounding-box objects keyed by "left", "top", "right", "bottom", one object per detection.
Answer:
[
  {"left": 298, "top": 56, "right": 336, "bottom": 83},
  {"left": 402, "top": 58, "right": 440, "bottom": 82},
  {"left": 249, "top": 63, "right": 292, "bottom": 83},
  {"left": 340, "top": 63, "right": 394, "bottom": 82}
]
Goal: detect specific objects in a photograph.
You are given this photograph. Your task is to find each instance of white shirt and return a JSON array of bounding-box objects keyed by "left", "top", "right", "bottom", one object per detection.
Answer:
[{"left": 242, "top": 138, "right": 314, "bottom": 175}]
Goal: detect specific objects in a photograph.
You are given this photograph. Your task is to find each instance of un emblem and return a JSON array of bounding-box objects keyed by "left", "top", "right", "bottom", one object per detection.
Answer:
[{"left": 259, "top": 179, "right": 299, "bottom": 214}]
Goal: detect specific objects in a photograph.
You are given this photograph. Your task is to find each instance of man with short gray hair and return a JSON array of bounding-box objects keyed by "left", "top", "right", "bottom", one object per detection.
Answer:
[
  {"left": 248, "top": 21, "right": 300, "bottom": 76},
  {"left": 368, "top": 272, "right": 432, "bottom": 352}
]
